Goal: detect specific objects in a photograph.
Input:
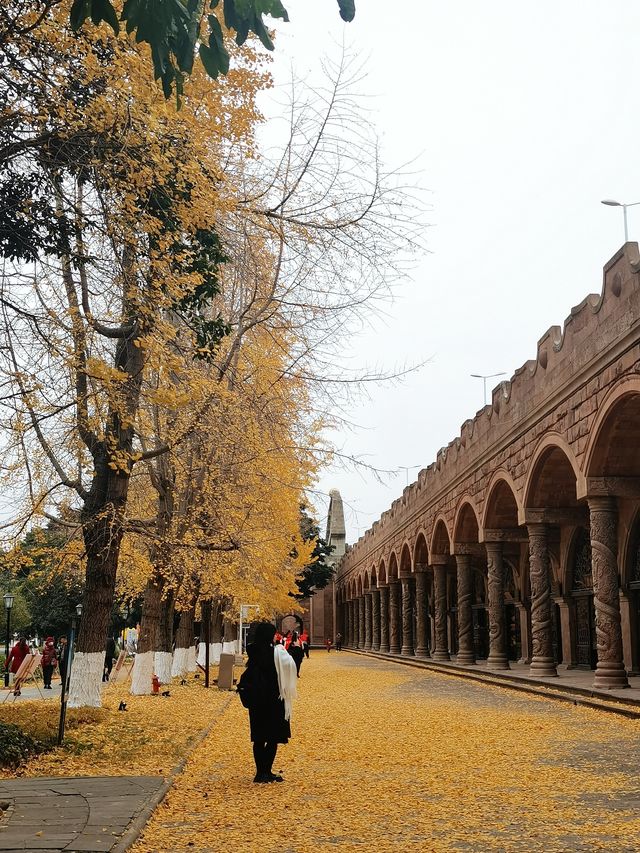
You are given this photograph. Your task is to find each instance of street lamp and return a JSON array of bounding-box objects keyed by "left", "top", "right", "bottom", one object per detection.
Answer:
[
  {"left": 471, "top": 372, "right": 506, "bottom": 407},
  {"left": 58, "top": 601, "right": 83, "bottom": 745},
  {"left": 397, "top": 465, "right": 421, "bottom": 487},
  {"left": 3, "top": 593, "right": 14, "bottom": 688},
  {"left": 601, "top": 199, "right": 640, "bottom": 243}
]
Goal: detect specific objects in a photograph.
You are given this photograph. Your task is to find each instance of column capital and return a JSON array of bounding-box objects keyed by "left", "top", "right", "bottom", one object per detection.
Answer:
[
  {"left": 415, "top": 562, "right": 429, "bottom": 573},
  {"left": 526, "top": 521, "right": 549, "bottom": 537},
  {"left": 588, "top": 495, "right": 618, "bottom": 513},
  {"left": 454, "top": 552, "right": 472, "bottom": 569},
  {"left": 430, "top": 554, "right": 449, "bottom": 566}
]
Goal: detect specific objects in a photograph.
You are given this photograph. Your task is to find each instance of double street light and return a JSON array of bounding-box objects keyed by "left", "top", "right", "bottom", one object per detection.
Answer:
[
  {"left": 601, "top": 199, "right": 640, "bottom": 243},
  {"left": 471, "top": 372, "right": 506, "bottom": 407},
  {"left": 3, "top": 593, "right": 14, "bottom": 688}
]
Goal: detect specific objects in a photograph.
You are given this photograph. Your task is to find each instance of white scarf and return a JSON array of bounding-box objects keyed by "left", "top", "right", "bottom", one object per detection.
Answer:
[{"left": 273, "top": 643, "right": 297, "bottom": 721}]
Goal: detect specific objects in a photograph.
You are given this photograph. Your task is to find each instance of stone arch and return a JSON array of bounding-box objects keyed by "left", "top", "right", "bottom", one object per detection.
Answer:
[
  {"left": 430, "top": 515, "right": 451, "bottom": 556},
  {"left": 524, "top": 433, "right": 581, "bottom": 509},
  {"left": 378, "top": 558, "right": 387, "bottom": 586},
  {"left": 453, "top": 497, "right": 481, "bottom": 543},
  {"left": 399, "top": 542, "right": 413, "bottom": 577},
  {"left": 482, "top": 470, "right": 521, "bottom": 531},
  {"left": 356, "top": 575, "right": 363, "bottom": 597},
  {"left": 413, "top": 531, "right": 429, "bottom": 568},
  {"left": 363, "top": 570, "right": 371, "bottom": 591},
  {"left": 388, "top": 551, "right": 399, "bottom": 582},
  {"left": 583, "top": 376, "right": 640, "bottom": 482},
  {"left": 370, "top": 564, "right": 378, "bottom": 587}
]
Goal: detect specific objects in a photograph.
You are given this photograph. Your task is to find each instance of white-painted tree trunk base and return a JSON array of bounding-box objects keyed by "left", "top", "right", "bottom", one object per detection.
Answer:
[
  {"left": 171, "top": 647, "right": 190, "bottom": 678},
  {"left": 211, "top": 642, "right": 222, "bottom": 664},
  {"left": 196, "top": 642, "right": 206, "bottom": 668},
  {"left": 187, "top": 646, "right": 197, "bottom": 672},
  {"left": 222, "top": 641, "right": 237, "bottom": 656},
  {"left": 68, "top": 652, "right": 104, "bottom": 708},
  {"left": 131, "top": 650, "right": 154, "bottom": 695},
  {"left": 155, "top": 651, "right": 173, "bottom": 684}
]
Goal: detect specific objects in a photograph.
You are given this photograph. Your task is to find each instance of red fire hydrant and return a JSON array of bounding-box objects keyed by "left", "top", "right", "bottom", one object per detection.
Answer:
[{"left": 152, "top": 674, "right": 160, "bottom": 694}]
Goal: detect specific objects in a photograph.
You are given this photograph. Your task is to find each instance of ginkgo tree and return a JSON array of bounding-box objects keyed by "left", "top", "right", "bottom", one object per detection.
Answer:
[{"left": 0, "top": 4, "right": 267, "bottom": 706}]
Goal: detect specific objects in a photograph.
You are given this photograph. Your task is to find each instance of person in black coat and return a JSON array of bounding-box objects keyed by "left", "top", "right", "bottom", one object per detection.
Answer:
[
  {"left": 238, "top": 622, "right": 290, "bottom": 784},
  {"left": 287, "top": 631, "right": 304, "bottom": 677}
]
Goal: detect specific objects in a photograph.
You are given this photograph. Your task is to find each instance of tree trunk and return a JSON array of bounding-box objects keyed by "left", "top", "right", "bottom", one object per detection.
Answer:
[
  {"left": 222, "top": 614, "right": 238, "bottom": 655},
  {"left": 68, "top": 270, "right": 145, "bottom": 708},
  {"left": 131, "top": 574, "right": 164, "bottom": 695},
  {"left": 172, "top": 605, "right": 196, "bottom": 677},
  {"left": 69, "top": 462, "right": 129, "bottom": 708},
  {"left": 155, "top": 590, "right": 175, "bottom": 683}
]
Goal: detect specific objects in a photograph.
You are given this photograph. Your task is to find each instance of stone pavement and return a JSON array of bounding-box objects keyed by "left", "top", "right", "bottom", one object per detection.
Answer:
[
  {"left": 0, "top": 777, "right": 165, "bottom": 853},
  {"left": 349, "top": 649, "right": 640, "bottom": 717}
]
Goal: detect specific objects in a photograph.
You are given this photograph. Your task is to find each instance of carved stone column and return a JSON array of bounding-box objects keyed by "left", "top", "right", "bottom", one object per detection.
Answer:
[
  {"left": 485, "top": 541, "right": 510, "bottom": 669},
  {"left": 379, "top": 586, "right": 390, "bottom": 653},
  {"left": 527, "top": 523, "right": 558, "bottom": 677},
  {"left": 353, "top": 599, "right": 360, "bottom": 648},
  {"left": 414, "top": 569, "right": 430, "bottom": 657},
  {"left": 358, "top": 596, "right": 365, "bottom": 649},
  {"left": 432, "top": 560, "right": 450, "bottom": 660},
  {"left": 372, "top": 589, "right": 381, "bottom": 651},
  {"left": 400, "top": 577, "right": 414, "bottom": 655},
  {"left": 455, "top": 554, "right": 475, "bottom": 665},
  {"left": 364, "top": 592, "right": 373, "bottom": 650},
  {"left": 589, "top": 497, "right": 628, "bottom": 689},
  {"left": 349, "top": 600, "right": 355, "bottom": 647},
  {"left": 389, "top": 581, "right": 401, "bottom": 654}
]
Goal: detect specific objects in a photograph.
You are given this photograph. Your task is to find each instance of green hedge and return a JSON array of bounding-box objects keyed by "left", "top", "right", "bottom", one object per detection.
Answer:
[{"left": 0, "top": 722, "right": 43, "bottom": 769}]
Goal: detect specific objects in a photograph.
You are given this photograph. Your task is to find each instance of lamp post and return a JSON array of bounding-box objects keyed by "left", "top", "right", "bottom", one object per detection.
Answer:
[
  {"left": 471, "top": 372, "right": 506, "bottom": 407},
  {"left": 601, "top": 199, "right": 640, "bottom": 243},
  {"left": 397, "top": 465, "right": 421, "bottom": 487},
  {"left": 3, "top": 593, "right": 14, "bottom": 688},
  {"left": 239, "top": 604, "right": 260, "bottom": 655},
  {"left": 57, "top": 602, "right": 82, "bottom": 745}
]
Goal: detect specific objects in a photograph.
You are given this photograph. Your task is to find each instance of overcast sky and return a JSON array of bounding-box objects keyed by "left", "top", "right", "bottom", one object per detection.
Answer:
[{"left": 262, "top": 0, "right": 640, "bottom": 543}]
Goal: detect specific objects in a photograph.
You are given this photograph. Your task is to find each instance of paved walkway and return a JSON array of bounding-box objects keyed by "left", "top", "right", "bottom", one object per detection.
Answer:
[
  {"left": 0, "top": 777, "right": 164, "bottom": 852},
  {"left": 348, "top": 649, "right": 640, "bottom": 716},
  {"left": 130, "top": 652, "right": 640, "bottom": 852}
]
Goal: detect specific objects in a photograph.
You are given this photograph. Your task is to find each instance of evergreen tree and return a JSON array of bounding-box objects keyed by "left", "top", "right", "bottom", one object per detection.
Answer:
[{"left": 292, "top": 506, "right": 334, "bottom": 600}]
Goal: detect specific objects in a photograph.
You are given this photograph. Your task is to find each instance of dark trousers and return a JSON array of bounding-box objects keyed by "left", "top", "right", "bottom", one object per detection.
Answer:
[
  {"left": 42, "top": 664, "right": 54, "bottom": 687},
  {"left": 103, "top": 657, "right": 113, "bottom": 682},
  {"left": 252, "top": 741, "right": 277, "bottom": 778},
  {"left": 336, "top": 640, "right": 342, "bottom": 651},
  {"left": 303, "top": 643, "right": 309, "bottom": 659}
]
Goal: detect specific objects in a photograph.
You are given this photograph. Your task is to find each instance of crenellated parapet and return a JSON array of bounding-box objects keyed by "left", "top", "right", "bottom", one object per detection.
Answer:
[{"left": 338, "top": 242, "right": 640, "bottom": 583}]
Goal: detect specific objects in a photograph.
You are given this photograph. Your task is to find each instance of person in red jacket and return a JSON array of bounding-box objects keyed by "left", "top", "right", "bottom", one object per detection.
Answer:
[
  {"left": 300, "top": 630, "right": 309, "bottom": 659},
  {"left": 41, "top": 637, "right": 58, "bottom": 689},
  {"left": 5, "top": 637, "right": 29, "bottom": 675}
]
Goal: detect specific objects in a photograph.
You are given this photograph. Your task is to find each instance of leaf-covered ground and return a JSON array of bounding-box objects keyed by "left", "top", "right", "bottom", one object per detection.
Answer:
[
  {"left": 0, "top": 674, "right": 231, "bottom": 778},
  {"left": 132, "top": 653, "right": 640, "bottom": 853}
]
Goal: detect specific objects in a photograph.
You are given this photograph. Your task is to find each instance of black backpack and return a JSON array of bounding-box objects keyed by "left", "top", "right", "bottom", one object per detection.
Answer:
[{"left": 237, "top": 665, "right": 265, "bottom": 709}]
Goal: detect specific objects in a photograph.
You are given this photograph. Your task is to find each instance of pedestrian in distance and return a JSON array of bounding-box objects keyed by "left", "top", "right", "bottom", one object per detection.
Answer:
[
  {"left": 335, "top": 632, "right": 342, "bottom": 651},
  {"left": 41, "top": 637, "right": 57, "bottom": 688},
  {"left": 300, "top": 629, "right": 309, "bottom": 659},
  {"left": 325, "top": 637, "right": 333, "bottom": 653},
  {"left": 5, "top": 637, "right": 29, "bottom": 677},
  {"left": 237, "top": 621, "right": 297, "bottom": 784},
  {"left": 103, "top": 635, "right": 117, "bottom": 682},
  {"left": 288, "top": 631, "right": 304, "bottom": 677}
]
